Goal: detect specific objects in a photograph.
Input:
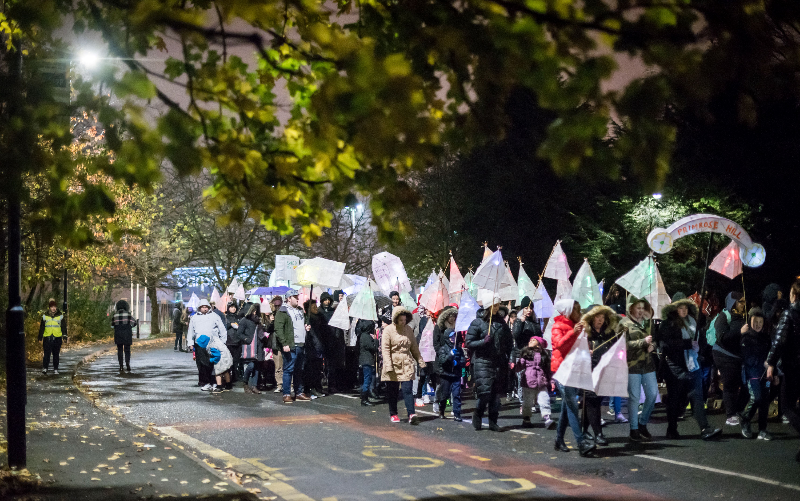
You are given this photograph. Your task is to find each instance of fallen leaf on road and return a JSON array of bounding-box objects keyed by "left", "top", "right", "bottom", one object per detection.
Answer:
[
  {"left": 201, "top": 479, "right": 210, "bottom": 483},
  {"left": 151, "top": 458, "right": 161, "bottom": 463},
  {"left": 91, "top": 478, "right": 100, "bottom": 481}
]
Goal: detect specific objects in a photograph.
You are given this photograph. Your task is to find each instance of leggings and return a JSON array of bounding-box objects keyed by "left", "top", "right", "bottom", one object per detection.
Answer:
[
  {"left": 582, "top": 392, "right": 604, "bottom": 436},
  {"left": 713, "top": 349, "right": 746, "bottom": 418},
  {"left": 174, "top": 331, "right": 184, "bottom": 350},
  {"left": 386, "top": 380, "right": 415, "bottom": 417},
  {"left": 117, "top": 343, "right": 131, "bottom": 368},
  {"left": 43, "top": 336, "right": 63, "bottom": 370}
]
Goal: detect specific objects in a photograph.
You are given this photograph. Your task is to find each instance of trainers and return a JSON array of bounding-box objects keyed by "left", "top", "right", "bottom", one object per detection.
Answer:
[
  {"left": 390, "top": 415, "right": 400, "bottom": 423},
  {"left": 42, "top": 368, "right": 47, "bottom": 374},
  {"left": 211, "top": 385, "right": 223, "bottom": 394},
  {"left": 415, "top": 398, "right": 425, "bottom": 407},
  {"left": 53, "top": 370, "right": 59, "bottom": 375},
  {"left": 757, "top": 431, "right": 773, "bottom": 441},
  {"left": 273, "top": 386, "right": 283, "bottom": 393},
  {"left": 615, "top": 413, "right": 628, "bottom": 423},
  {"left": 409, "top": 414, "right": 420, "bottom": 425},
  {"left": 545, "top": 418, "right": 556, "bottom": 430},
  {"left": 432, "top": 402, "right": 440, "bottom": 413},
  {"left": 741, "top": 420, "right": 754, "bottom": 439},
  {"left": 201, "top": 384, "right": 213, "bottom": 391},
  {"left": 725, "top": 416, "right": 740, "bottom": 426},
  {"left": 701, "top": 427, "right": 722, "bottom": 440}
]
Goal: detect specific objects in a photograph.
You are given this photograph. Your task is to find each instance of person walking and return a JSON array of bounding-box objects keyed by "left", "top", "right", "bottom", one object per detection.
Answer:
[
  {"left": 656, "top": 297, "right": 722, "bottom": 440},
  {"left": 111, "top": 299, "right": 137, "bottom": 373},
  {"left": 465, "top": 293, "right": 514, "bottom": 432},
  {"left": 739, "top": 307, "right": 773, "bottom": 440},
  {"left": 224, "top": 302, "right": 242, "bottom": 389},
  {"left": 766, "top": 280, "right": 800, "bottom": 462},
  {"left": 435, "top": 328, "right": 466, "bottom": 421},
  {"left": 617, "top": 295, "right": 658, "bottom": 442},
  {"left": 38, "top": 298, "right": 67, "bottom": 375},
  {"left": 581, "top": 305, "right": 621, "bottom": 447},
  {"left": 265, "top": 296, "right": 283, "bottom": 392},
  {"left": 515, "top": 336, "right": 554, "bottom": 429},
  {"left": 304, "top": 299, "right": 328, "bottom": 398},
  {"left": 172, "top": 300, "right": 186, "bottom": 351},
  {"left": 274, "top": 290, "right": 311, "bottom": 403},
  {"left": 358, "top": 317, "right": 378, "bottom": 406},
  {"left": 551, "top": 299, "right": 596, "bottom": 456},
  {"left": 320, "top": 291, "right": 345, "bottom": 394},
  {"left": 381, "top": 306, "right": 426, "bottom": 424},
  {"left": 712, "top": 292, "right": 748, "bottom": 425}
]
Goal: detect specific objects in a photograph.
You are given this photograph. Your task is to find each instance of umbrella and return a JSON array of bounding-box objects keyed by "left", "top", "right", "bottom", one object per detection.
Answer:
[
  {"left": 346, "top": 288, "right": 392, "bottom": 311},
  {"left": 472, "top": 250, "right": 513, "bottom": 293},
  {"left": 295, "top": 257, "right": 347, "bottom": 290},
  {"left": 709, "top": 240, "right": 743, "bottom": 279},
  {"left": 348, "top": 280, "right": 379, "bottom": 321},
  {"left": 518, "top": 264, "right": 543, "bottom": 303},
  {"left": 543, "top": 241, "right": 572, "bottom": 281},
  {"left": 419, "top": 277, "right": 447, "bottom": 313},
  {"left": 572, "top": 259, "right": 603, "bottom": 309},
  {"left": 250, "top": 286, "right": 291, "bottom": 295},
  {"left": 438, "top": 269, "right": 450, "bottom": 293},
  {"left": 424, "top": 270, "right": 437, "bottom": 288},
  {"left": 342, "top": 274, "right": 367, "bottom": 295},
  {"left": 372, "top": 252, "right": 412, "bottom": 293}
]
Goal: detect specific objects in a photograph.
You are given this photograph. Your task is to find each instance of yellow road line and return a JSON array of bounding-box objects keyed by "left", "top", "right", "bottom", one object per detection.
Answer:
[{"left": 157, "top": 426, "right": 314, "bottom": 501}]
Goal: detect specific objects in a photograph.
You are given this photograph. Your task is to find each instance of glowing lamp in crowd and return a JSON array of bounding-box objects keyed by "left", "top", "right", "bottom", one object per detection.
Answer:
[{"left": 652, "top": 193, "right": 663, "bottom": 200}]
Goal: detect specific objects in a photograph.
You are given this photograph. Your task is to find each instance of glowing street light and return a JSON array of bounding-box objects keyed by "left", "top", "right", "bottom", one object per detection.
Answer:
[
  {"left": 77, "top": 50, "right": 101, "bottom": 69},
  {"left": 652, "top": 193, "right": 663, "bottom": 200}
]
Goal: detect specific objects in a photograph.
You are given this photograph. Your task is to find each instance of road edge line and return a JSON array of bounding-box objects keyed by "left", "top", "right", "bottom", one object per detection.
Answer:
[{"left": 634, "top": 454, "right": 800, "bottom": 492}]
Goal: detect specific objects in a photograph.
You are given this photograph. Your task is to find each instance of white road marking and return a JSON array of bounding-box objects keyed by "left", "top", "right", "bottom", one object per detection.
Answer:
[
  {"left": 635, "top": 454, "right": 800, "bottom": 492},
  {"left": 330, "top": 393, "right": 359, "bottom": 399}
]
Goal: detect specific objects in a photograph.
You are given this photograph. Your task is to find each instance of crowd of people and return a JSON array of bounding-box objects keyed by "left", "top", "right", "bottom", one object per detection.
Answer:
[{"left": 112, "top": 279, "right": 800, "bottom": 460}]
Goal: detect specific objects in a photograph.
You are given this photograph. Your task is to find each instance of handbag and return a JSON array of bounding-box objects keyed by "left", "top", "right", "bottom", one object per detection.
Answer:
[{"left": 684, "top": 348, "right": 700, "bottom": 372}]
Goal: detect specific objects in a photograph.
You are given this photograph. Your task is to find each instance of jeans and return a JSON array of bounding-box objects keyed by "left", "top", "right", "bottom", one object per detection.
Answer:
[
  {"left": 609, "top": 396, "right": 622, "bottom": 414},
  {"left": 361, "top": 364, "right": 374, "bottom": 395},
  {"left": 117, "top": 343, "right": 131, "bottom": 368},
  {"left": 282, "top": 346, "right": 306, "bottom": 396},
  {"left": 742, "top": 378, "right": 770, "bottom": 432},
  {"left": 628, "top": 371, "right": 658, "bottom": 430},
  {"left": 43, "top": 336, "right": 63, "bottom": 370},
  {"left": 713, "top": 349, "right": 745, "bottom": 418},
  {"left": 386, "top": 380, "right": 415, "bottom": 417},
  {"left": 436, "top": 375, "right": 462, "bottom": 418},
  {"left": 666, "top": 368, "right": 708, "bottom": 432},
  {"left": 243, "top": 361, "right": 259, "bottom": 387},
  {"left": 555, "top": 381, "right": 584, "bottom": 445}
]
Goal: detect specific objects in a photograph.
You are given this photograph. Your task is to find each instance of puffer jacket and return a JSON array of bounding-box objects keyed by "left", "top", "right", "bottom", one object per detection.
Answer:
[
  {"left": 714, "top": 294, "right": 746, "bottom": 358},
  {"left": 433, "top": 305, "right": 458, "bottom": 353},
  {"left": 616, "top": 295, "right": 656, "bottom": 374},
  {"left": 768, "top": 301, "right": 800, "bottom": 371},
  {"left": 515, "top": 346, "right": 550, "bottom": 389},
  {"left": 656, "top": 299, "right": 699, "bottom": 376},
  {"left": 512, "top": 310, "right": 542, "bottom": 361},
  {"left": 435, "top": 329, "right": 464, "bottom": 378},
  {"left": 581, "top": 306, "right": 620, "bottom": 368},
  {"left": 465, "top": 306, "right": 513, "bottom": 397},
  {"left": 550, "top": 315, "right": 577, "bottom": 374},
  {"left": 381, "top": 306, "right": 425, "bottom": 381}
]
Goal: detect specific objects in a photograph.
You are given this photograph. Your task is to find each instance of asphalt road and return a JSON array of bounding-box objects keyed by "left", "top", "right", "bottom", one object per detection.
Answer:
[{"left": 75, "top": 345, "right": 800, "bottom": 501}]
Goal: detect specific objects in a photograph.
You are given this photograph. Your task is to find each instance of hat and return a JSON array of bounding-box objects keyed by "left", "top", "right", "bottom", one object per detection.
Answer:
[
  {"left": 520, "top": 296, "right": 532, "bottom": 309},
  {"left": 285, "top": 289, "right": 300, "bottom": 299},
  {"left": 477, "top": 289, "right": 502, "bottom": 307},
  {"left": 199, "top": 299, "right": 211, "bottom": 308},
  {"left": 48, "top": 298, "right": 57, "bottom": 307},
  {"left": 554, "top": 299, "right": 576, "bottom": 317}
]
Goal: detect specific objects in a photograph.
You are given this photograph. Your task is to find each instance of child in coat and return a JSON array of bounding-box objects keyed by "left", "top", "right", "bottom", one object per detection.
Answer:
[
  {"left": 739, "top": 308, "right": 774, "bottom": 440},
  {"left": 434, "top": 328, "right": 465, "bottom": 421},
  {"left": 515, "top": 336, "right": 554, "bottom": 429}
]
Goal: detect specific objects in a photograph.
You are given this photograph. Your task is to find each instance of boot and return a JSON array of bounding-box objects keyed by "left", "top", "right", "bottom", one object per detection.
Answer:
[
  {"left": 361, "top": 392, "right": 374, "bottom": 406},
  {"left": 488, "top": 419, "right": 501, "bottom": 432},
  {"left": 243, "top": 384, "right": 251, "bottom": 393},
  {"left": 473, "top": 412, "right": 483, "bottom": 431},
  {"left": 438, "top": 401, "right": 446, "bottom": 419},
  {"left": 578, "top": 440, "right": 597, "bottom": 457}
]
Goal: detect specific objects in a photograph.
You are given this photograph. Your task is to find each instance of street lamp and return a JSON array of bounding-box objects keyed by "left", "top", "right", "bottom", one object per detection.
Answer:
[
  {"left": 652, "top": 193, "right": 663, "bottom": 200},
  {"left": 77, "top": 50, "right": 101, "bottom": 69}
]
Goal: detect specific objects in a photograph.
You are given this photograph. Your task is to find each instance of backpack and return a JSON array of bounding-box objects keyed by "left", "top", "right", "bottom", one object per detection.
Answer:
[{"left": 705, "top": 310, "right": 731, "bottom": 346}]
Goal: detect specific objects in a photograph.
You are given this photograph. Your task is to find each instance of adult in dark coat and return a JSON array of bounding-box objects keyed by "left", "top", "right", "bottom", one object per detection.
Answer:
[
  {"left": 465, "top": 296, "right": 513, "bottom": 431},
  {"left": 224, "top": 302, "right": 243, "bottom": 387},
  {"left": 172, "top": 301, "right": 186, "bottom": 351},
  {"left": 304, "top": 300, "right": 329, "bottom": 397},
  {"left": 320, "top": 291, "right": 345, "bottom": 393},
  {"left": 766, "top": 280, "right": 800, "bottom": 462},
  {"left": 111, "top": 300, "right": 137, "bottom": 372},
  {"left": 711, "top": 292, "right": 748, "bottom": 424},
  {"left": 511, "top": 297, "right": 542, "bottom": 361},
  {"left": 237, "top": 303, "right": 264, "bottom": 393},
  {"left": 358, "top": 320, "right": 378, "bottom": 406}
]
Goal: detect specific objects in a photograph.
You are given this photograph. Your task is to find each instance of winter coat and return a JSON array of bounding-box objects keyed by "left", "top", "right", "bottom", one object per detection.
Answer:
[
  {"left": 273, "top": 305, "right": 303, "bottom": 351},
  {"left": 305, "top": 311, "right": 328, "bottom": 358},
  {"left": 713, "top": 296, "right": 745, "bottom": 358},
  {"left": 433, "top": 306, "right": 458, "bottom": 353},
  {"left": 762, "top": 283, "right": 783, "bottom": 323},
  {"left": 225, "top": 310, "right": 242, "bottom": 346},
  {"left": 616, "top": 295, "right": 656, "bottom": 374},
  {"left": 200, "top": 334, "right": 232, "bottom": 375},
  {"left": 550, "top": 315, "right": 578, "bottom": 374},
  {"left": 515, "top": 346, "right": 551, "bottom": 389},
  {"left": 435, "top": 329, "right": 465, "bottom": 378},
  {"left": 187, "top": 310, "right": 228, "bottom": 348},
  {"left": 581, "top": 306, "right": 621, "bottom": 368},
  {"left": 358, "top": 329, "right": 378, "bottom": 367},
  {"left": 240, "top": 319, "right": 267, "bottom": 361},
  {"left": 768, "top": 301, "right": 800, "bottom": 371},
  {"left": 656, "top": 299, "right": 699, "bottom": 376},
  {"left": 213, "top": 307, "right": 227, "bottom": 327},
  {"left": 172, "top": 307, "right": 185, "bottom": 334},
  {"left": 381, "top": 307, "right": 425, "bottom": 382},
  {"left": 111, "top": 300, "right": 137, "bottom": 345},
  {"left": 236, "top": 316, "right": 258, "bottom": 355},
  {"left": 465, "top": 306, "right": 513, "bottom": 397},
  {"left": 512, "top": 310, "right": 542, "bottom": 361},
  {"left": 741, "top": 328, "right": 770, "bottom": 381}
]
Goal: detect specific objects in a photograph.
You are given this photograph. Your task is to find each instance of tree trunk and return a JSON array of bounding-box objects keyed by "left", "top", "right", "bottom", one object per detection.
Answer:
[{"left": 148, "top": 283, "right": 160, "bottom": 335}]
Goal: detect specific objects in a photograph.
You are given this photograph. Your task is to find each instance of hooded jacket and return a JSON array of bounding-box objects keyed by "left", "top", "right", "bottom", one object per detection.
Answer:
[
  {"left": 767, "top": 301, "right": 800, "bottom": 371},
  {"left": 111, "top": 300, "right": 137, "bottom": 345},
  {"left": 616, "top": 295, "right": 656, "bottom": 374},
  {"left": 465, "top": 305, "right": 513, "bottom": 397},
  {"left": 358, "top": 323, "right": 378, "bottom": 367},
  {"left": 435, "top": 329, "right": 465, "bottom": 378},
  {"left": 239, "top": 314, "right": 267, "bottom": 361},
  {"left": 225, "top": 304, "right": 241, "bottom": 346},
  {"left": 550, "top": 314, "right": 577, "bottom": 375},
  {"left": 187, "top": 309, "right": 228, "bottom": 348},
  {"left": 656, "top": 298, "right": 698, "bottom": 375},
  {"left": 515, "top": 337, "right": 551, "bottom": 389},
  {"left": 172, "top": 305, "right": 185, "bottom": 334},
  {"left": 512, "top": 308, "right": 542, "bottom": 361},
  {"left": 433, "top": 305, "right": 458, "bottom": 354},
  {"left": 580, "top": 306, "right": 621, "bottom": 368},
  {"left": 762, "top": 284, "right": 783, "bottom": 323},
  {"left": 381, "top": 306, "right": 425, "bottom": 382},
  {"left": 713, "top": 292, "right": 745, "bottom": 358}
]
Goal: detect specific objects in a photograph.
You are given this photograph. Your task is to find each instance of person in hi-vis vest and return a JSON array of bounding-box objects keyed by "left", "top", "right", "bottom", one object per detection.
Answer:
[{"left": 38, "top": 298, "right": 67, "bottom": 374}]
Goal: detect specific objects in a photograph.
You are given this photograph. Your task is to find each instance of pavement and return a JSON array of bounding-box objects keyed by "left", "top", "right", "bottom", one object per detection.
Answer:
[
  {"left": 0, "top": 338, "right": 255, "bottom": 500},
  {"left": 6, "top": 342, "right": 800, "bottom": 500}
]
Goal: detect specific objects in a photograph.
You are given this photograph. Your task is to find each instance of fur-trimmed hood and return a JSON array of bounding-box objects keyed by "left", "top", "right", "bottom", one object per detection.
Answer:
[
  {"left": 436, "top": 305, "right": 458, "bottom": 330},
  {"left": 660, "top": 298, "right": 699, "bottom": 320},
  {"left": 392, "top": 305, "right": 413, "bottom": 325},
  {"left": 580, "top": 305, "right": 619, "bottom": 336},
  {"left": 626, "top": 294, "right": 652, "bottom": 319}
]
